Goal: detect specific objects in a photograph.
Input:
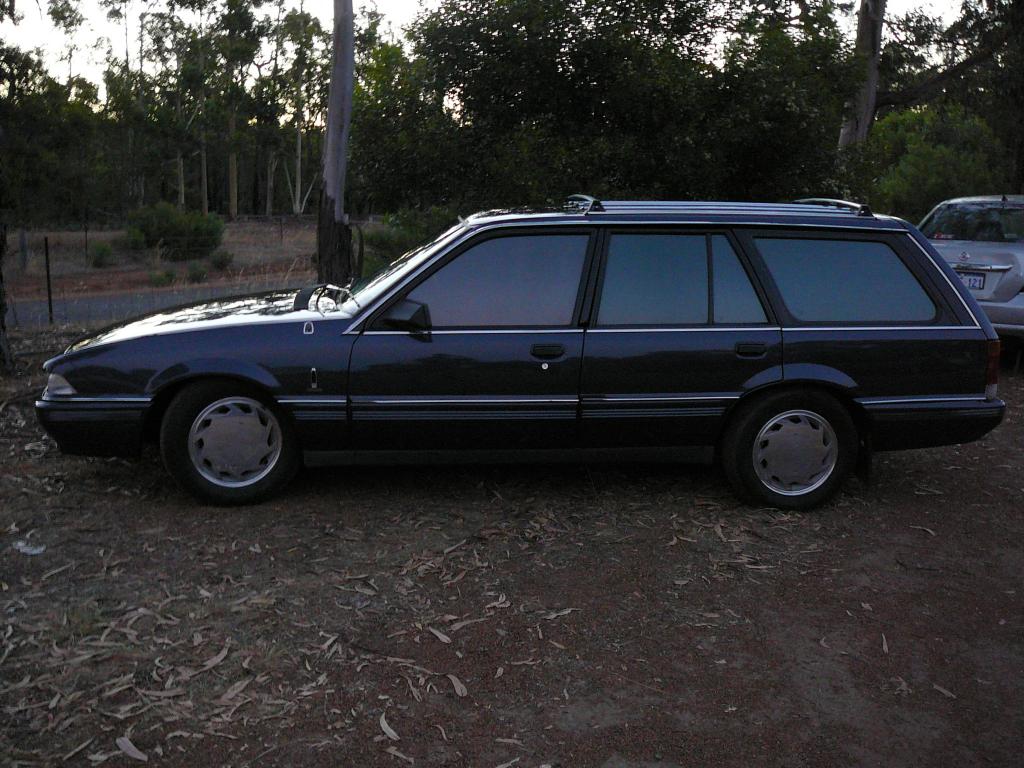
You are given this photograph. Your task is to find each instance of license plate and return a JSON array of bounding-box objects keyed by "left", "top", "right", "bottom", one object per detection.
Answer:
[{"left": 957, "top": 271, "right": 985, "bottom": 290}]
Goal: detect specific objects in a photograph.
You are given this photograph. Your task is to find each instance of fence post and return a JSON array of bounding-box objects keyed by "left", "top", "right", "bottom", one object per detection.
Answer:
[{"left": 45, "top": 236, "right": 54, "bottom": 326}]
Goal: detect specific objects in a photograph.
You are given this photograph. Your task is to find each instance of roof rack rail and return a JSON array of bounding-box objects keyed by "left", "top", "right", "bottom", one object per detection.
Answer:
[
  {"left": 794, "top": 197, "right": 874, "bottom": 217},
  {"left": 566, "top": 194, "right": 605, "bottom": 214}
]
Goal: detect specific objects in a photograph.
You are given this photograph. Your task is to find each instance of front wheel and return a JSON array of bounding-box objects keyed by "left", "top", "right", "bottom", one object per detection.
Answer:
[
  {"left": 159, "top": 381, "right": 299, "bottom": 505},
  {"left": 721, "top": 389, "right": 857, "bottom": 510}
]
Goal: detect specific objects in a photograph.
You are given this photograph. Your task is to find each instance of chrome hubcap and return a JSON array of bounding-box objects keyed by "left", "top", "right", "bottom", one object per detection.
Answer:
[
  {"left": 188, "top": 397, "right": 281, "bottom": 488},
  {"left": 753, "top": 409, "right": 837, "bottom": 496}
]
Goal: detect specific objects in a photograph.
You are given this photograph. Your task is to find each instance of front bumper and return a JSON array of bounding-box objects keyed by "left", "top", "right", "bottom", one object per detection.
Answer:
[
  {"left": 35, "top": 398, "right": 150, "bottom": 457},
  {"left": 862, "top": 396, "right": 1005, "bottom": 451}
]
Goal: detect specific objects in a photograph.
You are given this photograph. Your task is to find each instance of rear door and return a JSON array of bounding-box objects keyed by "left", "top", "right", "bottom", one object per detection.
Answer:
[
  {"left": 348, "top": 229, "right": 595, "bottom": 451},
  {"left": 579, "top": 229, "right": 782, "bottom": 447}
]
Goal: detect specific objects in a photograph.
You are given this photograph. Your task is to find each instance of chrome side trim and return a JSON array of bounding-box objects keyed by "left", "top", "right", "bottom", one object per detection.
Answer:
[
  {"left": 356, "top": 397, "right": 578, "bottom": 405},
  {"left": 42, "top": 395, "right": 152, "bottom": 404},
  {"left": 277, "top": 397, "right": 346, "bottom": 405},
  {"left": 588, "top": 327, "right": 780, "bottom": 333},
  {"left": 362, "top": 328, "right": 584, "bottom": 335},
  {"left": 782, "top": 326, "right": 976, "bottom": 332},
  {"left": 858, "top": 395, "right": 988, "bottom": 406},
  {"left": 586, "top": 394, "right": 740, "bottom": 402},
  {"left": 904, "top": 234, "right": 982, "bottom": 327}
]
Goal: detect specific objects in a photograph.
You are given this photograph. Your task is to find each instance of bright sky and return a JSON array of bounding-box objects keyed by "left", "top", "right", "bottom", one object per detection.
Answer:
[{"left": 2, "top": 0, "right": 962, "bottom": 87}]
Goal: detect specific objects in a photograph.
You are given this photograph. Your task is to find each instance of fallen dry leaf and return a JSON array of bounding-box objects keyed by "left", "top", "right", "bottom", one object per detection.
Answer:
[
  {"left": 544, "top": 608, "right": 579, "bottom": 621},
  {"left": 216, "top": 677, "right": 252, "bottom": 705},
  {"left": 427, "top": 626, "right": 452, "bottom": 644},
  {"left": 385, "top": 746, "right": 414, "bottom": 764},
  {"left": 447, "top": 674, "right": 467, "bottom": 697},
  {"left": 380, "top": 712, "right": 400, "bottom": 741},
  {"left": 115, "top": 736, "right": 148, "bottom": 762}
]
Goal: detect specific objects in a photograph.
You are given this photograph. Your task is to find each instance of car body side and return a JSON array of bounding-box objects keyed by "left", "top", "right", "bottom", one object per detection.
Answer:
[{"left": 36, "top": 211, "right": 1005, "bottom": 466}]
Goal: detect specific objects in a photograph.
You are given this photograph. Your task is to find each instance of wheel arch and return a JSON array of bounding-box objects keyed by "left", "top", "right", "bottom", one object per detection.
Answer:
[
  {"left": 142, "top": 373, "right": 284, "bottom": 444},
  {"left": 720, "top": 379, "right": 870, "bottom": 455}
]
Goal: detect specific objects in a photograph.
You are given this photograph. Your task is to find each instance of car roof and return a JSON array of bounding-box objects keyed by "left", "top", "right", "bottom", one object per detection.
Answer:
[
  {"left": 939, "top": 195, "right": 1024, "bottom": 205},
  {"left": 463, "top": 199, "right": 909, "bottom": 231}
]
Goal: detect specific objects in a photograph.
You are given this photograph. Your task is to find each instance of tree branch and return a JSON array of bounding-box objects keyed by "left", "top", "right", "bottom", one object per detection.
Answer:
[{"left": 877, "top": 25, "right": 1009, "bottom": 108}]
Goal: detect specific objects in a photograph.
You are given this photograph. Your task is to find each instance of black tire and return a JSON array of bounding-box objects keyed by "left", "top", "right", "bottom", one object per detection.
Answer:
[
  {"left": 721, "top": 388, "right": 857, "bottom": 510},
  {"left": 159, "top": 380, "right": 299, "bottom": 505}
]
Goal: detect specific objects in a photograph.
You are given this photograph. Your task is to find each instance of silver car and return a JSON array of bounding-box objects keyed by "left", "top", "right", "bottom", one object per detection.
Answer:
[{"left": 921, "top": 195, "right": 1024, "bottom": 339}]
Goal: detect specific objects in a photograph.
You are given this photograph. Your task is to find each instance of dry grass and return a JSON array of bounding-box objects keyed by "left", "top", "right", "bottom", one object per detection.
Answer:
[{"left": 8, "top": 220, "right": 316, "bottom": 279}]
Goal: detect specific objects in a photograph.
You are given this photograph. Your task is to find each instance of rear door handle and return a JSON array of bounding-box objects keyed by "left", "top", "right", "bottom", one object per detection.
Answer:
[
  {"left": 531, "top": 343, "right": 565, "bottom": 359},
  {"left": 735, "top": 342, "right": 767, "bottom": 358}
]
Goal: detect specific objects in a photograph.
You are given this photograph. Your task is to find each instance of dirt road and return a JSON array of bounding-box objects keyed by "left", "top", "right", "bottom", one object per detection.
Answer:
[{"left": 2, "top": 328, "right": 1022, "bottom": 767}]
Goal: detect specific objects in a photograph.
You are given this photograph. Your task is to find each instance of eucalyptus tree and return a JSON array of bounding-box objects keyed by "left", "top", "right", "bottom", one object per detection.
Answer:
[
  {"left": 317, "top": 0, "right": 355, "bottom": 284},
  {"left": 280, "top": 4, "right": 330, "bottom": 215},
  {"left": 211, "top": 0, "right": 267, "bottom": 219}
]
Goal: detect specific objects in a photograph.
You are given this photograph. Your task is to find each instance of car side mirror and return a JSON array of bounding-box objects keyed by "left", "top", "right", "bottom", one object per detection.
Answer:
[{"left": 380, "top": 299, "right": 431, "bottom": 334}]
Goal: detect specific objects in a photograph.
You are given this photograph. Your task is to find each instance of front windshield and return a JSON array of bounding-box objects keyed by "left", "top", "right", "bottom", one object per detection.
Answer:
[
  {"left": 335, "top": 222, "right": 468, "bottom": 314},
  {"left": 921, "top": 203, "right": 1024, "bottom": 243}
]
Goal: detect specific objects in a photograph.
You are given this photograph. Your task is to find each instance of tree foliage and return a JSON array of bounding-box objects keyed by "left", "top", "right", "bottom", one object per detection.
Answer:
[{"left": 0, "top": 0, "right": 1020, "bottom": 231}]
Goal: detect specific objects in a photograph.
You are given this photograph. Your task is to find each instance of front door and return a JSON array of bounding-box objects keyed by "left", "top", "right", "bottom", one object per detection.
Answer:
[
  {"left": 348, "top": 230, "right": 594, "bottom": 452},
  {"left": 580, "top": 230, "right": 783, "bottom": 447}
]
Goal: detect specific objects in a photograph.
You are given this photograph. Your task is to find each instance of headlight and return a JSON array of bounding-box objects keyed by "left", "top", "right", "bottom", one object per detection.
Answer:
[{"left": 45, "top": 373, "right": 77, "bottom": 397}]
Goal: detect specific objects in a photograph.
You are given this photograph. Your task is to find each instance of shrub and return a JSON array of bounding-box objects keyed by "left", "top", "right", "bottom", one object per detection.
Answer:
[
  {"left": 88, "top": 242, "right": 114, "bottom": 268},
  {"left": 186, "top": 261, "right": 208, "bottom": 284},
  {"left": 149, "top": 269, "right": 175, "bottom": 287},
  {"left": 124, "top": 227, "right": 146, "bottom": 250},
  {"left": 128, "top": 202, "right": 225, "bottom": 261},
  {"left": 209, "top": 249, "right": 233, "bottom": 271}
]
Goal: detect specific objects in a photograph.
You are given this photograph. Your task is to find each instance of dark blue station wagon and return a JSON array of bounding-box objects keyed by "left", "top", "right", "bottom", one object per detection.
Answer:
[{"left": 36, "top": 199, "right": 1005, "bottom": 508}]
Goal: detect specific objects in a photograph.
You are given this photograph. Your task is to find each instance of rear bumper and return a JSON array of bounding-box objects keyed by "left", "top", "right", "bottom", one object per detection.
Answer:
[
  {"left": 35, "top": 398, "right": 149, "bottom": 457},
  {"left": 978, "top": 293, "right": 1024, "bottom": 338},
  {"left": 862, "top": 396, "right": 1005, "bottom": 450}
]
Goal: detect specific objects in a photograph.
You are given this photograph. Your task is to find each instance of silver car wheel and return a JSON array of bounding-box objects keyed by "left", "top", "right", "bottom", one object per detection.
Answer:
[
  {"left": 187, "top": 397, "right": 282, "bottom": 488},
  {"left": 753, "top": 409, "right": 838, "bottom": 496}
]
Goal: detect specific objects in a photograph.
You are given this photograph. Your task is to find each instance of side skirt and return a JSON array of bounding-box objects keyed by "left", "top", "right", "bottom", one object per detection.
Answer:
[{"left": 303, "top": 446, "right": 714, "bottom": 467}]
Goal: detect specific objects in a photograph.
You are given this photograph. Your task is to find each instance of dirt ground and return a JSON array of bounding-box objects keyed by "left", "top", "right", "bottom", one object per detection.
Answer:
[{"left": 1, "top": 327, "right": 1022, "bottom": 767}]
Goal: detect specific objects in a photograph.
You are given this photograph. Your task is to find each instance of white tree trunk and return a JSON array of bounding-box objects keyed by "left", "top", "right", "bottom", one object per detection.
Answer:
[{"left": 293, "top": 118, "right": 302, "bottom": 214}]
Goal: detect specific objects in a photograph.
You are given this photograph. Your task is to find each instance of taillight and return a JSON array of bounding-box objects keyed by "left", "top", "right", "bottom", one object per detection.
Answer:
[{"left": 985, "top": 338, "right": 1000, "bottom": 399}]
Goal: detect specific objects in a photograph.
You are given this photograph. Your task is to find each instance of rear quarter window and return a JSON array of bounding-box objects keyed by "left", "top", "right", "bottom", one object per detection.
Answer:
[{"left": 753, "top": 237, "right": 937, "bottom": 324}]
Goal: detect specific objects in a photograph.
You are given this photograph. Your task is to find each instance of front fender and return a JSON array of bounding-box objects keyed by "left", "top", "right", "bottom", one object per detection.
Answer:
[{"left": 147, "top": 358, "right": 282, "bottom": 395}]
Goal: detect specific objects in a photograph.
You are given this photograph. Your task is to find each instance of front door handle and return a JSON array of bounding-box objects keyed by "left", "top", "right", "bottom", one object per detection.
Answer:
[
  {"left": 531, "top": 343, "right": 565, "bottom": 359},
  {"left": 735, "top": 342, "right": 767, "bottom": 358}
]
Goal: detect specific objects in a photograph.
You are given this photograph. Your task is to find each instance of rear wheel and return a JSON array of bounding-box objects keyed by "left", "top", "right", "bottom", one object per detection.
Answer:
[
  {"left": 160, "top": 381, "right": 299, "bottom": 505},
  {"left": 721, "top": 389, "right": 857, "bottom": 509}
]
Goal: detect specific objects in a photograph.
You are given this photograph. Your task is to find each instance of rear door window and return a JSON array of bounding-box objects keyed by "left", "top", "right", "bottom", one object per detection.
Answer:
[
  {"left": 712, "top": 235, "right": 768, "bottom": 324},
  {"left": 597, "top": 234, "right": 708, "bottom": 326},
  {"left": 595, "top": 233, "right": 769, "bottom": 327},
  {"left": 753, "top": 237, "right": 937, "bottom": 323}
]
